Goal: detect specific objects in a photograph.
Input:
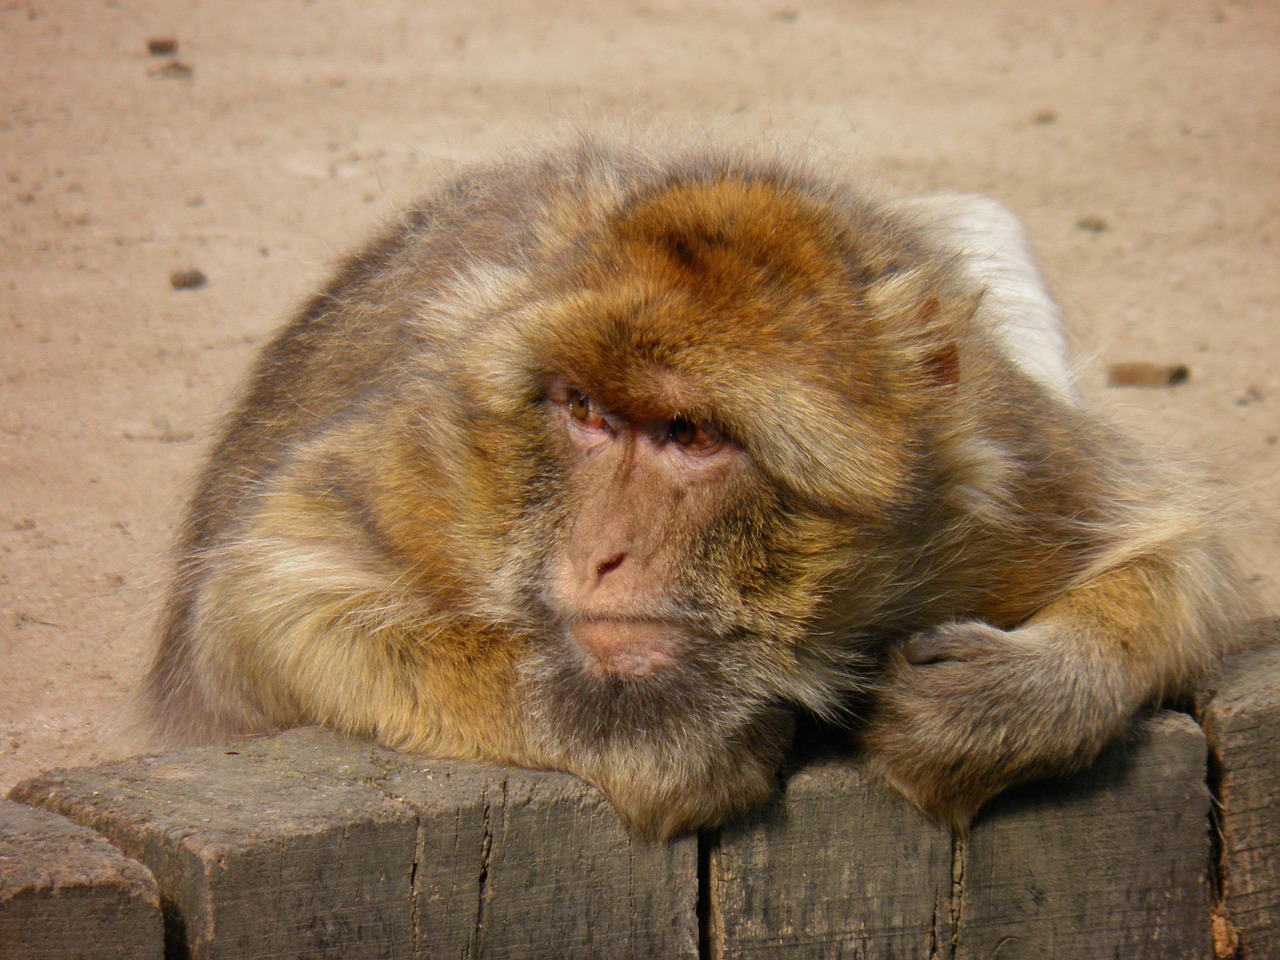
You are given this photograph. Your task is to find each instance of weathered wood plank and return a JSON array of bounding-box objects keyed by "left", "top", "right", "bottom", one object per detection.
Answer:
[
  {"left": 382, "top": 761, "right": 699, "bottom": 959},
  {"left": 0, "top": 798, "right": 162, "bottom": 960},
  {"left": 11, "top": 729, "right": 419, "bottom": 960},
  {"left": 1200, "top": 625, "right": 1280, "bottom": 960},
  {"left": 958, "top": 711, "right": 1213, "bottom": 960},
  {"left": 10, "top": 728, "right": 699, "bottom": 960},
  {"left": 706, "top": 751, "right": 952, "bottom": 960},
  {"left": 9, "top": 658, "right": 1274, "bottom": 960}
]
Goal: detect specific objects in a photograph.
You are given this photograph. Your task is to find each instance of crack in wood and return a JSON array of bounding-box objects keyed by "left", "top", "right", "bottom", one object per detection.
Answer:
[
  {"left": 469, "top": 779, "right": 500, "bottom": 958},
  {"left": 407, "top": 817, "right": 422, "bottom": 960},
  {"left": 696, "top": 827, "right": 719, "bottom": 960},
  {"left": 948, "top": 831, "right": 966, "bottom": 959}
]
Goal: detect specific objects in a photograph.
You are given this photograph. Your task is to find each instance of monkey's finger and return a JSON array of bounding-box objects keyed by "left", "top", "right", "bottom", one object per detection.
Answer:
[
  {"left": 900, "top": 629, "right": 956, "bottom": 665},
  {"left": 900, "top": 621, "right": 1011, "bottom": 665}
]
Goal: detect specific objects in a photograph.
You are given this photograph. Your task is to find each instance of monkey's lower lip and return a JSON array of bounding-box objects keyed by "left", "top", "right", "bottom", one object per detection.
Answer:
[{"left": 566, "top": 618, "right": 683, "bottom": 679}]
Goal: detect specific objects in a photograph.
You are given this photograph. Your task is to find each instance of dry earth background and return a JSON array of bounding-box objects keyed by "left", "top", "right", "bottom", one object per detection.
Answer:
[{"left": 2, "top": 0, "right": 1278, "bottom": 793}]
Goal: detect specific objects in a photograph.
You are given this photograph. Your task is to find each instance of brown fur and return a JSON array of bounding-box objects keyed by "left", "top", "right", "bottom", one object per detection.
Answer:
[{"left": 145, "top": 141, "right": 1244, "bottom": 838}]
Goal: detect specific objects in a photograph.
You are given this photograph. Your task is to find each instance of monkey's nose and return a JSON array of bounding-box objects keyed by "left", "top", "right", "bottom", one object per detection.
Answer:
[{"left": 595, "top": 553, "right": 626, "bottom": 582}]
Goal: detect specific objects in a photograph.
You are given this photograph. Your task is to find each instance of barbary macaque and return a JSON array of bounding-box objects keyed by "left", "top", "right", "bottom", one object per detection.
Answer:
[{"left": 145, "top": 141, "right": 1242, "bottom": 839}]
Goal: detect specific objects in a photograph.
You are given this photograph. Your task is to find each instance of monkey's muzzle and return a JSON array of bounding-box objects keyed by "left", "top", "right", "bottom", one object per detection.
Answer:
[{"left": 567, "top": 618, "right": 684, "bottom": 679}]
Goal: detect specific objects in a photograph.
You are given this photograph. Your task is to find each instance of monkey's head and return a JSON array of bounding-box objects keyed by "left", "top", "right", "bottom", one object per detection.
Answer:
[{"left": 451, "top": 168, "right": 977, "bottom": 836}]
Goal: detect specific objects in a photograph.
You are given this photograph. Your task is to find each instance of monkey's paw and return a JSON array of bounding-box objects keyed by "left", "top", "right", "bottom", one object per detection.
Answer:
[{"left": 862, "top": 620, "right": 1129, "bottom": 830}]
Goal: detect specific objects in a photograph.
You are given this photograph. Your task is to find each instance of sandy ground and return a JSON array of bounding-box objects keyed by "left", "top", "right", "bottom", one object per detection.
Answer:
[{"left": 2, "top": 0, "right": 1278, "bottom": 794}]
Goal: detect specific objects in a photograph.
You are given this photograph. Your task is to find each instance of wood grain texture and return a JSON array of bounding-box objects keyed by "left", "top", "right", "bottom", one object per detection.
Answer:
[
  {"left": 11, "top": 729, "right": 421, "bottom": 960},
  {"left": 0, "top": 799, "right": 162, "bottom": 960},
  {"left": 706, "top": 754, "right": 952, "bottom": 959},
  {"left": 705, "top": 712, "right": 1215, "bottom": 960},
  {"left": 4, "top": 693, "right": 1269, "bottom": 959},
  {"left": 10, "top": 728, "right": 698, "bottom": 960},
  {"left": 1200, "top": 625, "right": 1280, "bottom": 960},
  {"left": 959, "top": 711, "right": 1213, "bottom": 960},
  {"left": 382, "top": 760, "right": 699, "bottom": 960}
]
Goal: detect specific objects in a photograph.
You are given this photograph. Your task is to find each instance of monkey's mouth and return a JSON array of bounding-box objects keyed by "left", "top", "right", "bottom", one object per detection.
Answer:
[{"left": 566, "top": 617, "right": 684, "bottom": 679}]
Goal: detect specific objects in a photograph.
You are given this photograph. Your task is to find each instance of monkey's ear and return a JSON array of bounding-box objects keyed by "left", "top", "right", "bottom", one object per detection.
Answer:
[
  {"left": 888, "top": 285, "right": 979, "bottom": 391},
  {"left": 925, "top": 342, "right": 959, "bottom": 388}
]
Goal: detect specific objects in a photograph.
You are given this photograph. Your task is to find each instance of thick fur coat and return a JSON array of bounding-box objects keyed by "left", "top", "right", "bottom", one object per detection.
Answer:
[{"left": 147, "top": 142, "right": 1242, "bottom": 838}]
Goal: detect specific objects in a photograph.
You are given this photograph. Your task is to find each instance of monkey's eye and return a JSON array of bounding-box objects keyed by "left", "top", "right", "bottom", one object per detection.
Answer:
[
  {"left": 568, "top": 389, "right": 591, "bottom": 422},
  {"left": 562, "top": 388, "right": 612, "bottom": 434},
  {"left": 668, "top": 418, "right": 696, "bottom": 445},
  {"left": 666, "top": 417, "right": 722, "bottom": 453}
]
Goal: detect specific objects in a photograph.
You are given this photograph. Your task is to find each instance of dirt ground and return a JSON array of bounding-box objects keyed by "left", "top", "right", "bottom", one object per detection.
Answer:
[{"left": 2, "top": 0, "right": 1277, "bottom": 794}]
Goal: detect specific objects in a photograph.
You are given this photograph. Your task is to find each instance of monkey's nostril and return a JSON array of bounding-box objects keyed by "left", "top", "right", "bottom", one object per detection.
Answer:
[{"left": 596, "top": 553, "right": 626, "bottom": 580}]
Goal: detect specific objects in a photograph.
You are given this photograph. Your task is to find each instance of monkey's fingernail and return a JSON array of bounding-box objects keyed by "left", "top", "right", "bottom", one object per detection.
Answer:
[{"left": 901, "top": 636, "right": 947, "bottom": 665}]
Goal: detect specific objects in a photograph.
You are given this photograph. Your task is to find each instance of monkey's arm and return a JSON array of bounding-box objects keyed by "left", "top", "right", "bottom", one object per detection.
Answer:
[
  {"left": 146, "top": 413, "right": 541, "bottom": 768},
  {"left": 860, "top": 232, "right": 1239, "bottom": 829},
  {"left": 862, "top": 196, "right": 1241, "bottom": 826},
  {"left": 864, "top": 499, "right": 1239, "bottom": 828}
]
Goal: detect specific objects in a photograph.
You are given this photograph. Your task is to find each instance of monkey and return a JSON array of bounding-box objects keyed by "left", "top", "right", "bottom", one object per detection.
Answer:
[{"left": 144, "top": 140, "right": 1244, "bottom": 840}]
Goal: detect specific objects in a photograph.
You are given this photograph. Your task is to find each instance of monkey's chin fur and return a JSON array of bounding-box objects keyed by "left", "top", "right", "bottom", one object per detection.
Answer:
[
  {"left": 586, "top": 711, "right": 794, "bottom": 842},
  {"left": 521, "top": 633, "right": 800, "bottom": 839}
]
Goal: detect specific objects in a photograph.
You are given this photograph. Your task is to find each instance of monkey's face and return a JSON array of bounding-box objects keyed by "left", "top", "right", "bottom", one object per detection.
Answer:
[
  {"left": 458, "top": 174, "right": 973, "bottom": 831},
  {"left": 496, "top": 291, "right": 906, "bottom": 782},
  {"left": 493, "top": 353, "right": 826, "bottom": 841},
  {"left": 510, "top": 359, "right": 788, "bottom": 739},
  {"left": 539, "top": 375, "right": 746, "bottom": 676}
]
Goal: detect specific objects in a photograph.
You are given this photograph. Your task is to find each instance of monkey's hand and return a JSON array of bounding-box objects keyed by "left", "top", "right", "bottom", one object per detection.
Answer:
[{"left": 862, "top": 620, "right": 1139, "bottom": 830}]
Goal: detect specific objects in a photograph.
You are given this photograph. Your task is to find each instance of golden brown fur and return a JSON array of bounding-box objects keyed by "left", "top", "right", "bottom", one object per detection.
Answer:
[{"left": 145, "top": 140, "right": 1244, "bottom": 838}]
